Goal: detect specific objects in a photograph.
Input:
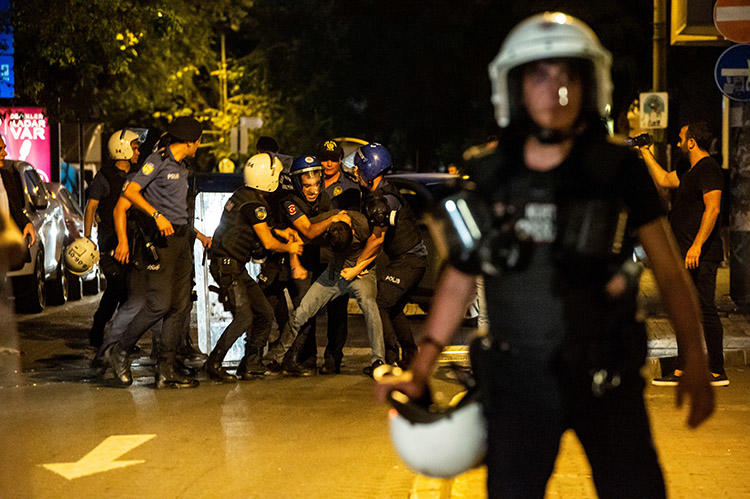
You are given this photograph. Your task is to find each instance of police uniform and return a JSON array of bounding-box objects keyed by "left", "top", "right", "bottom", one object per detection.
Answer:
[
  {"left": 116, "top": 147, "right": 194, "bottom": 380},
  {"left": 365, "top": 179, "right": 427, "bottom": 366},
  {"left": 461, "top": 134, "right": 667, "bottom": 497},
  {"left": 93, "top": 170, "right": 150, "bottom": 366},
  {"left": 262, "top": 189, "right": 333, "bottom": 369},
  {"left": 326, "top": 171, "right": 360, "bottom": 210},
  {"left": 321, "top": 174, "right": 360, "bottom": 371},
  {"left": 208, "top": 186, "right": 276, "bottom": 378},
  {"left": 87, "top": 165, "right": 129, "bottom": 347},
  {"left": 272, "top": 210, "right": 385, "bottom": 368}
]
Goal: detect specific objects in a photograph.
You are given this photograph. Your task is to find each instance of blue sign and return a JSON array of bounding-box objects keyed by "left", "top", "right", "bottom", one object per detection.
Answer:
[
  {"left": 715, "top": 44, "right": 750, "bottom": 102},
  {"left": 0, "top": 1, "right": 11, "bottom": 99}
]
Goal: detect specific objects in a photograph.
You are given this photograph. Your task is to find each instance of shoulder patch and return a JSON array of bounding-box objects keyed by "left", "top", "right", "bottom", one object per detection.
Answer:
[
  {"left": 255, "top": 206, "right": 267, "bottom": 221},
  {"left": 225, "top": 200, "right": 235, "bottom": 212},
  {"left": 287, "top": 203, "right": 297, "bottom": 216},
  {"left": 333, "top": 186, "right": 343, "bottom": 197},
  {"left": 141, "top": 163, "right": 155, "bottom": 175}
]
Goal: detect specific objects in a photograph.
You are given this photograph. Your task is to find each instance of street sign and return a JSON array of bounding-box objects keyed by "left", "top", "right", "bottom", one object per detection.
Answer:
[
  {"left": 715, "top": 44, "right": 750, "bottom": 101},
  {"left": 715, "top": 0, "right": 750, "bottom": 43},
  {"left": 639, "top": 92, "right": 668, "bottom": 129}
]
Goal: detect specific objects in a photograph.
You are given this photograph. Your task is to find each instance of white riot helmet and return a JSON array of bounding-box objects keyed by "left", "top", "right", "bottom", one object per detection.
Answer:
[
  {"left": 488, "top": 12, "right": 613, "bottom": 129},
  {"left": 244, "top": 153, "right": 283, "bottom": 192},
  {"left": 108, "top": 129, "right": 142, "bottom": 160},
  {"left": 64, "top": 237, "right": 100, "bottom": 276},
  {"left": 388, "top": 388, "right": 487, "bottom": 478}
]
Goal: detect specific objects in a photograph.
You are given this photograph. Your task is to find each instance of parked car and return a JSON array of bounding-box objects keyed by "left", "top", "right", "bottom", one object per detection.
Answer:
[
  {"left": 45, "top": 182, "right": 102, "bottom": 299},
  {"left": 5, "top": 161, "right": 68, "bottom": 312}
]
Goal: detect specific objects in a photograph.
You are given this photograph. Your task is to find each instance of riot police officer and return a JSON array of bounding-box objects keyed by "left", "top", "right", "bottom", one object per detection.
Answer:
[
  {"left": 207, "top": 153, "right": 303, "bottom": 382},
  {"left": 263, "top": 155, "right": 349, "bottom": 375},
  {"left": 85, "top": 129, "right": 143, "bottom": 348},
  {"left": 377, "top": 12, "right": 714, "bottom": 497},
  {"left": 319, "top": 139, "right": 360, "bottom": 210},
  {"left": 106, "top": 116, "right": 203, "bottom": 389},
  {"left": 346, "top": 143, "right": 427, "bottom": 371},
  {"left": 317, "top": 139, "right": 361, "bottom": 373}
]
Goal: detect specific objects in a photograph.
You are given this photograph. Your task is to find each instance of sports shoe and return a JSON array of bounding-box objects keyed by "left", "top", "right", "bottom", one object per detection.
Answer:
[
  {"left": 710, "top": 372, "right": 730, "bottom": 387},
  {"left": 651, "top": 369, "right": 682, "bottom": 386}
]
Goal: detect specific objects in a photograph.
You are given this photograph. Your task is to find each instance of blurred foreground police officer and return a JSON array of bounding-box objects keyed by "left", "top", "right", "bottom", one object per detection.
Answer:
[
  {"left": 85, "top": 129, "right": 143, "bottom": 348},
  {"left": 206, "top": 153, "right": 303, "bottom": 382},
  {"left": 105, "top": 116, "right": 203, "bottom": 389},
  {"left": 348, "top": 143, "right": 427, "bottom": 370},
  {"left": 377, "top": 12, "right": 714, "bottom": 497}
]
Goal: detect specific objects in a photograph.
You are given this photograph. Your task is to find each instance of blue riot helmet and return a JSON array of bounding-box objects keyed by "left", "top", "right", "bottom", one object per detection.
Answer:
[
  {"left": 290, "top": 155, "right": 324, "bottom": 196},
  {"left": 354, "top": 143, "right": 392, "bottom": 185}
]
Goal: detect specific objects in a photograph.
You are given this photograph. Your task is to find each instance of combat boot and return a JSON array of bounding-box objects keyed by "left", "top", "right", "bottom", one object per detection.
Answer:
[
  {"left": 281, "top": 347, "right": 313, "bottom": 377},
  {"left": 319, "top": 355, "right": 338, "bottom": 375},
  {"left": 156, "top": 361, "right": 199, "bottom": 389},
  {"left": 105, "top": 343, "right": 133, "bottom": 386},
  {"left": 236, "top": 348, "right": 270, "bottom": 380},
  {"left": 205, "top": 349, "right": 237, "bottom": 383},
  {"left": 177, "top": 335, "right": 208, "bottom": 367}
]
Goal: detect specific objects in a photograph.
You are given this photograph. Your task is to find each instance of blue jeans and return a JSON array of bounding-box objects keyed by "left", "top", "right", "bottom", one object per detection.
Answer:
[{"left": 269, "top": 266, "right": 384, "bottom": 364}]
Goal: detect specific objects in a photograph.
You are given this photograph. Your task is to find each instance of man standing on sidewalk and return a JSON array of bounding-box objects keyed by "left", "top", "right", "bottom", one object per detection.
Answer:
[{"left": 640, "top": 122, "right": 728, "bottom": 386}]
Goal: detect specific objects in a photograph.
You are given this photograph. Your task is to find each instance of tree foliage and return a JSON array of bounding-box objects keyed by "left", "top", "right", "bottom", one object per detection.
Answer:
[{"left": 10, "top": 0, "right": 656, "bottom": 171}]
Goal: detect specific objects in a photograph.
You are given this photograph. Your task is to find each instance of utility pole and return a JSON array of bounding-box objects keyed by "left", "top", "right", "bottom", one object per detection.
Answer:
[
  {"left": 220, "top": 33, "right": 228, "bottom": 120},
  {"left": 652, "top": 0, "right": 668, "bottom": 166}
]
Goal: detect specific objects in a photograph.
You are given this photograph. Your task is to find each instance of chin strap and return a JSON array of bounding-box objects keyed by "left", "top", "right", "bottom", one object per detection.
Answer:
[{"left": 534, "top": 127, "right": 574, "bottom": 144}]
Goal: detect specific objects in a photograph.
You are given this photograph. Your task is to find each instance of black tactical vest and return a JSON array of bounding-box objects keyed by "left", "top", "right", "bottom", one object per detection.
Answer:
[
  {"left": 287, "top": 189, "right": 332, "bottom": 218},
  {"left": 97, "top": 166, "right": 128, "bottom": 234},
  {"left": 211, "top": 187, "right": 266, "bottom": 263},
  {"left": 372, "top": 182, "right": 422, "bottom": 258}
]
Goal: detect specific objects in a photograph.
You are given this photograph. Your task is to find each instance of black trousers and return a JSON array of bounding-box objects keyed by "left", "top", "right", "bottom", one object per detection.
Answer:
[
  {"left": 481, "top": 346, "right": 665, "bottom": 498},
  {"left": 322, "top": 294, "right": 349, "bottom": 367},
  {"left": 210, "top": 260, "right": 274, "bottom": 356},
  {"left": 377, "top": 253, "right": 426, "bottom": 365},
  {"left": 120, "top": 231, "right": 192, "bottom": 363},
  {"left": 89, "top": 266, "right": 128, "bottom": 347},
  {"left": 681, "top": 259, "right": 725, "bottom": 374}
]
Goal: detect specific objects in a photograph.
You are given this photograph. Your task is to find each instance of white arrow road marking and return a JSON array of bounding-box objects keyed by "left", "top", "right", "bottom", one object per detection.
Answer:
[{"left": 41, "top": 434, "right": 156, "bottom": 480}]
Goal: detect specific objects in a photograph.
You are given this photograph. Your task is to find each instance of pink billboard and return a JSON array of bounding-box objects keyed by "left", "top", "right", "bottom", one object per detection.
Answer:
[{"left": 0, "top": 107, "right": 51, "bottom": 181}]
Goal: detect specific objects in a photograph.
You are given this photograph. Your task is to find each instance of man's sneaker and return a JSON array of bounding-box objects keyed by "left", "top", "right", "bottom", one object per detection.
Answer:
[
  {"left": 651, "top": 369, "right": 682, "bottom": 386},
  {"left": 710, "top": 372, "right": 730, "bottom": 386}
]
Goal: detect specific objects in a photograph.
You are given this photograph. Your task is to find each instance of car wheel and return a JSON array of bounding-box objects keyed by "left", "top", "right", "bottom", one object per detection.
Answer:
[
  {"left": 67, "top": 271, "right": 82, "bottom": 301},
  {"left": 14, "top": 249, "right": 46, "bottom": 313},
  {"left": 46, "top": 258, "right": 68, "bottom": 306},
  {"left": 82, "top": 268, "right": 101, "bottom": 295}
]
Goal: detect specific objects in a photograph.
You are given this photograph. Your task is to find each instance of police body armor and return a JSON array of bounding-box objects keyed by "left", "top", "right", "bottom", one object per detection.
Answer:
[
  {"left": 96, "top": 166, "right": 128, "bottom": 250},
  {"left": 439, "top": 139, "right": 645, "bottom": 397},
  {"left": 211, "top": 187, "right": 266, "bottom": 264},
  {"left": 365, "top": 182, "right": 422, "bottom": 258}
]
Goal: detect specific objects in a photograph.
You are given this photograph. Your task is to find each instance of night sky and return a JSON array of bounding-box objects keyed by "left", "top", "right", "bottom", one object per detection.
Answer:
[{"left": 242, "top": 0, "right": 727, "bottom": 167}]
